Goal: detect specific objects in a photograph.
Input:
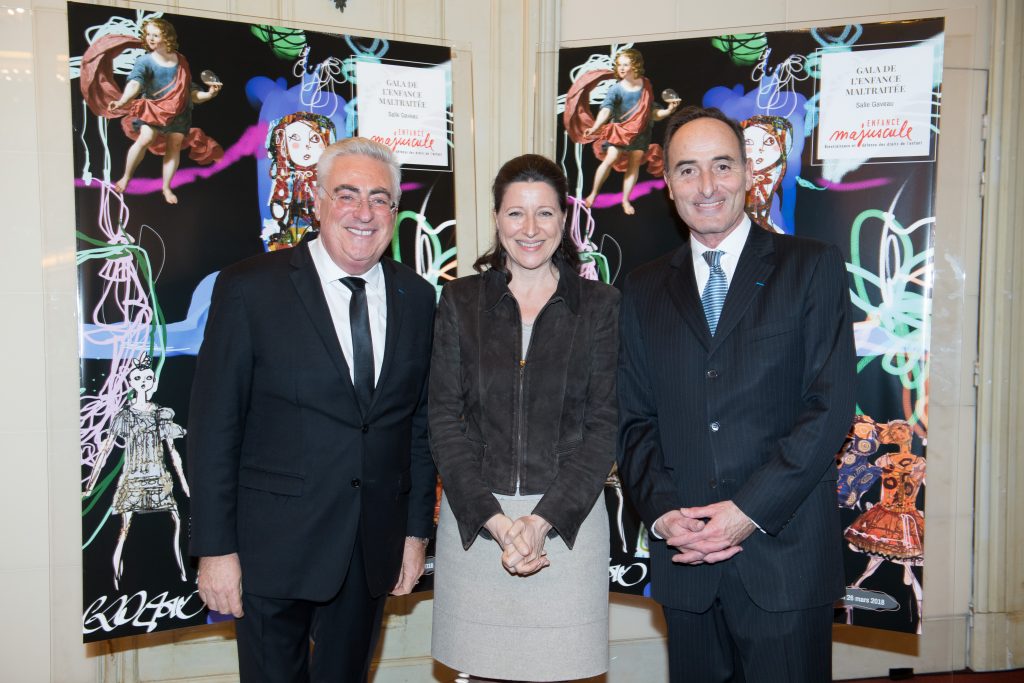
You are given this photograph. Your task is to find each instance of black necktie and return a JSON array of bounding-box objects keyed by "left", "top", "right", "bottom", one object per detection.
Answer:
[{"left": 340, "top": 277, "right": 374, "bottom": 411}]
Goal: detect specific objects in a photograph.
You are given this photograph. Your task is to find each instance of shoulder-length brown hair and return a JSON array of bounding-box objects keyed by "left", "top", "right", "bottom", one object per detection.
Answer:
[{"left": 473, "top": 154, "right": 579, "bottom": 275}]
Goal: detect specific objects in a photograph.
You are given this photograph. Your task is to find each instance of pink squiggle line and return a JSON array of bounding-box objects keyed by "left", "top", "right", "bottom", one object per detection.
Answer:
[
  {"left": 74, "top": 123, "right": 270, "bottom": 194},
  {"left": 80, "top": 183, "right": 154, "bottom": 470},
  {"left": 583, "top": 178, "right": 667, "bottom": 209},
  {"left": 74, "top": 124, "right": 427, "bottom": 197},
  {"left": 815, "top": 177, "right": 892, "bottom": 192}
]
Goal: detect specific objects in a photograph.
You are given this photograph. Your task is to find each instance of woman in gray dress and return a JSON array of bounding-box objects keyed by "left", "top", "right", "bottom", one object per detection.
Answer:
[{"left": 429, "top": 154, "right": 619, "bottom": 681}]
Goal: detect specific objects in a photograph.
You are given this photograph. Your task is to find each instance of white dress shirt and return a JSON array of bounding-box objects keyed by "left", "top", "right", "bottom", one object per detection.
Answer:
[
  {"left": 690, "top": 215, "right": 752, "bottom": 297},
  {"left": 308, "top": 237, "right": 387, "bottom": 385}
]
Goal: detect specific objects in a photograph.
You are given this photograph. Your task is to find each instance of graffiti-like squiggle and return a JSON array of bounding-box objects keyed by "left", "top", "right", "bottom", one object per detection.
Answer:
[
  {"left": 251, "top": 25, "right": 307, "bottom": 60},
  {"left": 710, "top": 33, "right": 767, "bottom": 66},
  {"left": 76, "top": 124, "right": 266, "bottom": 195},
  {"left": 566, "top": 197, "right": 616, "bottom": 283},
  {"left": 751, "top": 48, "right": 809, "bottom": 117},
  {"left": 846, "top": 185, "right": 933, "bottom": 430},
  {"left": 390, "top": 184, "right": 456, "bottom": 298},
  {"left": 79, "top": 184, "right": 168, "bottom": 547}
]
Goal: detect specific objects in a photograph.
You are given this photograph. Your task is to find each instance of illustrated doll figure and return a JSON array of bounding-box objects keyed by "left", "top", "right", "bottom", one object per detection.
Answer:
[
  {"left": 836, "top": 414, "right": 884, "bottom": 509},
  {"left": 83, "top": 355, "right": 189, "bottom": 590},
  {"left": 844, "top": 419, "right": 926, "bottom": 632},
  {"left": 740, "top": 114, "right": 792, "bottom": 233},
  {"left": 264, "top": 112, "right": 336, "bottom": 250},
  {"left": 79, "top": 16, "right": 224, "bottom": 204},
  {"left": 564, "top": 49, "right": 679, "bottom": 215}
]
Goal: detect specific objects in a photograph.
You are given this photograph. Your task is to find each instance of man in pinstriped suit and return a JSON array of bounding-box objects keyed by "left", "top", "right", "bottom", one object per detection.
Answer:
[{"left": 617, "top": 106, "right": 856, "bottom": 682}]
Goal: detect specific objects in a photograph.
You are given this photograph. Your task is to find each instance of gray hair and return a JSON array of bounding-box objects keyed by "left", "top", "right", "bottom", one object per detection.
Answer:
[{"left": 316, "top": 136, "right": 402, "bottom": 204}]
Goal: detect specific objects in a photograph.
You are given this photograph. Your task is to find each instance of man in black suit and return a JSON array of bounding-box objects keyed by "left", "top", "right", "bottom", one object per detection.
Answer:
[
  {"left": 187, "top": 137, "right": 436, "bottom": 682},
  {"left": 617, "top": 106, "right": 856, "bottom": 682}
]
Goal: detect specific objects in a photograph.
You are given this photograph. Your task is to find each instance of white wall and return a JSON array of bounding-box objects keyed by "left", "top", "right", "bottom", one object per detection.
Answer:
[{"left": 0, "top": 0, "right": 1001, "bottom": 681}]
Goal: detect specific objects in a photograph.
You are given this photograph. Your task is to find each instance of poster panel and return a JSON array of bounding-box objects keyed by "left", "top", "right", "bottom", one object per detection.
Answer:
[
  {"left": 71, "top": 3, "right": 456, "bottom": 641},
  {"left": 557, "top": 18, "right": 942, "bottom": 633}
]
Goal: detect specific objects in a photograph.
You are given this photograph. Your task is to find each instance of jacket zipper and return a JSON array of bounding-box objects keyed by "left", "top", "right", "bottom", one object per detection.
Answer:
[
  {"left": 514, "top": 357, "right": 526, "bottom": 493},
  {"left": 512, "top": 296, "right": 558, "bottom": 495}
]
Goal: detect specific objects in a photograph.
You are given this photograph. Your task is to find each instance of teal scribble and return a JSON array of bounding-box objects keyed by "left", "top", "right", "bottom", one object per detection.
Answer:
[{"left": 846, "top": 204, "right": 933, "bottom": 427}]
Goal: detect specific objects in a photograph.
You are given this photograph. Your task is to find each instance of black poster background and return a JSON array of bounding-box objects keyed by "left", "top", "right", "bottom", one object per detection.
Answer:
[
  {"left": 558, "top": 19, "right": 941, "bottom": 633},
  {"left": 72, "top": 3, "right": 455, "bottom": 642}
]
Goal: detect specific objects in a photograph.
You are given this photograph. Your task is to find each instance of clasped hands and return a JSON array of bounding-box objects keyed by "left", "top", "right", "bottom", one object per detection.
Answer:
[
  {"left": 654, "top": 500, "right": 756, "bottom": 566},
  {"left": 485, "top": 513, "right": 551, "bottom": 576}
]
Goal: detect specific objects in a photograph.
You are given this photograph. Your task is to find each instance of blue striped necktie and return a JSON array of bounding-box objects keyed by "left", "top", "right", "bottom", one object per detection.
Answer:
[{"left": 701, "top": 250, "right": 727, "bottom": 335}]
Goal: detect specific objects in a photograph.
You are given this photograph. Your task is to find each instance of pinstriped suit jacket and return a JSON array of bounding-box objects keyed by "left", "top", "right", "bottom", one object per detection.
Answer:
[{"left": 617, "top": 225, "right": 856, "bottom": 612}]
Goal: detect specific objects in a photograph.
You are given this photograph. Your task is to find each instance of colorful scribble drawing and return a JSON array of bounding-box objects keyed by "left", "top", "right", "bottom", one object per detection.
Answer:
[
  {"left": 391, "top": 190, "right": 457, "bottom": 296},
  {"left": 847, "top": 185, "right": 933, "bottom": 436},
  {"left": 843, "top": 419, "right": 926, "bottom": 633},
  {"left": 78, "top": 186, "right": 178, "bottom": 587},
  {"left": 79, "top": 15, "right": 223, "bottom": 204},
  {"left": 82, "top": 355, "right": 189, "bottom": 590},
  {"left": 568, "top": 197, "right": 619, "bottom": 283},
  {"left": 741, "top": 115, "right": 793, "bottom": 233},
  {"left": 264, "top": 112, "right": 336, "bottom": 249},
  {"left": 710, "top": 33, "right": 769, "bottom": 66},
  {"left": 563, "top": 48, "right": 678, "bottom": 215}
]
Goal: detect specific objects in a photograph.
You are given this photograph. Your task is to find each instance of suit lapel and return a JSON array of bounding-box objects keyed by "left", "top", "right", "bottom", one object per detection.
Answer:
[
  {"left": 366, "top": 258, "right": 403, "bottom": 416},
  {"left": 288, "top": 241, "right": 357, "bottom": 394},
  {"left": 667, "top": 243, "right": 712, "bottom": 351},
  {"left": 709, "top": 226, "right": 776, "bottom": 353}
]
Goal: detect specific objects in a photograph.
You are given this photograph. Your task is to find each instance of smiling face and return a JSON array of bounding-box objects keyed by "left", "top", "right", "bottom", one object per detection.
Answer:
[
  {"left": 143, "top": 24, "right": 165, "bottom": 52},
  {"left": 284, "top": 121, "right": 327, "bottom": 168},
  {"left": 744, "top": 124, "right": 782, "bottom": 172},
  {"left": 664, "top": 117, "right": 753, "bottom": 248},
  {"left": 314, "top": 154, "right": 396, "bottom": 275},
  {"left": 495, "top": 181, "right": 565, "bottom": 277}
]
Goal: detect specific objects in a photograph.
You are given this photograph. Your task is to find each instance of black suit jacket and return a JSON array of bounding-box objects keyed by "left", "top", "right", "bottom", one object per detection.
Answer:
[
  {"left": 187, "top": 237, "right": 436, "bottom": 600},
  {"left": 617, "top": 226, "right": 856, "bottom": 613}
]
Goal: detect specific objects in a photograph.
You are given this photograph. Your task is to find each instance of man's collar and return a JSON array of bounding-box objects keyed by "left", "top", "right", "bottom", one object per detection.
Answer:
[
  {"left": 307, "top": 234, "right": 384, "bottom": 287},
  {"left": 690, "top": 215, "right": 752, "bottom": 258}
]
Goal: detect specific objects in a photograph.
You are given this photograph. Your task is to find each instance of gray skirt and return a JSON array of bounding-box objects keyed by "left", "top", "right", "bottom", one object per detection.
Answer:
[{"left": 431, "top": 492, "right": 609, "bottom": 681}]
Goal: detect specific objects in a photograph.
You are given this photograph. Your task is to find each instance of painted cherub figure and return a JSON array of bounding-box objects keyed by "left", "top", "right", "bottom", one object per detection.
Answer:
[
  {"left": 78, "top": 16, "right": 223, "bottom": 203},
  {"left": 83, "top": 355, "right": 189, "bottom": 590},
  {"left": 564, "top": 48, "right": 679, "bottom": 215}
]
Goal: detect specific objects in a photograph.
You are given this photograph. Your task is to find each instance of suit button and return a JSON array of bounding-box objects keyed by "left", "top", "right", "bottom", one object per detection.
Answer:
[
  {"left": 706, "top": 369, "right": 719, "bottom": 379},
  {"left": 361, "top": 424, "right": 369, "bottom": 433},
  {"left": 709, "top": 421, "right": 720, "bottom": 432},
  {"left": 351, "top": 478, "right": 361, "bottom": 488},
  {"left": 709, "top": 479, "right": 718, "bottom": 489}
]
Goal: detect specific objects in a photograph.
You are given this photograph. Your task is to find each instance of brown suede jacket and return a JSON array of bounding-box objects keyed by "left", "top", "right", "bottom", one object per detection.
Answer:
[{"left": 428, "top": 261, "right": 620, "bottom": 549}]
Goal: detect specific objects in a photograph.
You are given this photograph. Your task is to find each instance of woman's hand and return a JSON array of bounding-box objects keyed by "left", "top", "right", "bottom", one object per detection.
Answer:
[
  {"left": 107, "top": 99, "right": 124, "bottom": 112},
  {"left": 502, "top": 514, "right": 552, "bottom": 576},
  {"left": 484, "top": 513, "right": 515, "bottom": 548}
]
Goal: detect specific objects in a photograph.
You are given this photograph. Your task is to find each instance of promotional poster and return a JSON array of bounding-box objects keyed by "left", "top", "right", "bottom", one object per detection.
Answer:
[
  {"left": 558, "top": 18, "right": 941, "bottom": 633},
  {"left": 71, "top": 3, "right": 455, "bottom": 641}
]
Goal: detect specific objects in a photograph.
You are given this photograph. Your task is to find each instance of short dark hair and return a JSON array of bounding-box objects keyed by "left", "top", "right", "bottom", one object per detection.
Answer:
[
  {"left": 662, "top": 106, "right": 747, "bottom": 167},
  {"left": 474, "top": 154, "right": 579, "bottom": 274}
]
